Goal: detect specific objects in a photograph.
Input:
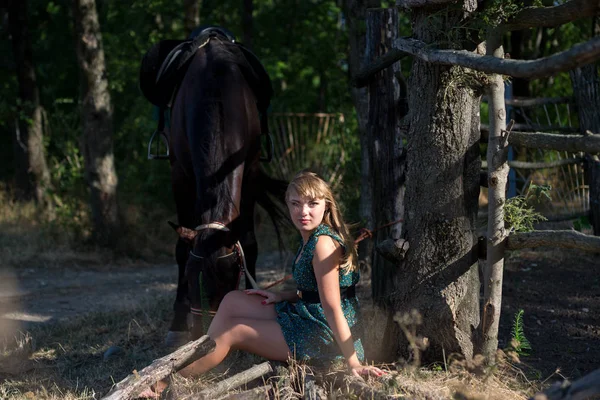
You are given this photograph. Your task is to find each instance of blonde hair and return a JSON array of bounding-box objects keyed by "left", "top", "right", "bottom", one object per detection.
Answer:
[{"left": 286, "top": 171, "right": 357, "bottom": 272}]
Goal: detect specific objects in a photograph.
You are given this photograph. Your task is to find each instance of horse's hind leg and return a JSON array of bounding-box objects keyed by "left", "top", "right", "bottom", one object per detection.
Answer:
[{"left": 165, "top": 237, "right": 192, "bottom": 347}]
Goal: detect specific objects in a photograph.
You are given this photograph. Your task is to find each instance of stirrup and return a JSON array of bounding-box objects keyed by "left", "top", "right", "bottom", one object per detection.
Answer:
[{"left": 147, "top": 129, "right": 170, "bottom": 160}]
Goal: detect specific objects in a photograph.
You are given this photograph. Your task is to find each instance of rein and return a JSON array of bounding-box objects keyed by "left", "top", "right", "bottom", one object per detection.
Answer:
[{"left": 189, "top": 221, "right": 259, "bottom": 290}]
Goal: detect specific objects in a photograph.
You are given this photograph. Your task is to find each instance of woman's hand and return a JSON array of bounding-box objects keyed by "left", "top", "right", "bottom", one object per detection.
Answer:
[
  {"left": 349, "top": 364, "right": 387, "bottom": 378},
  {"left": 244, "top": 289, "right": 282, "bottom": 305}
]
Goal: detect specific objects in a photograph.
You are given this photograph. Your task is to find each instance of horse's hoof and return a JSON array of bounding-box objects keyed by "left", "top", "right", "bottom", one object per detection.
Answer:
[{"left": 165, "top": 331, "right": 190, "bottom": 348}]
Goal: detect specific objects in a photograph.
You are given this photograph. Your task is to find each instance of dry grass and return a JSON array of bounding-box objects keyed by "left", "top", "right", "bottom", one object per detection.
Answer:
[
  {"left": 0, "top": 190, "right": 542, "bottom": 399},
  {"left": 0, "top": 188, "right": 175, "bottom": 270},
  {"left": 0, "top": 290, "right": 540, "bottom": 400}
]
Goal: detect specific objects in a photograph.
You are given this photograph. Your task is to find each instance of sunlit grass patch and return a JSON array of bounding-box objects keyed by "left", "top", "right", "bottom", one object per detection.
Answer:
[
  {"left": 0, "top": 294, "right": 173, "bottom": 399},
  {"left": 0, "top": 185, "right": 174, "bottom": 267}
]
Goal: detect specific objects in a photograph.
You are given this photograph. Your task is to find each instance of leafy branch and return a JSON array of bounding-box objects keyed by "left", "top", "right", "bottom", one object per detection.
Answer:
[{"left": 504, "top": 184, "right": 551, "bottom": 233}]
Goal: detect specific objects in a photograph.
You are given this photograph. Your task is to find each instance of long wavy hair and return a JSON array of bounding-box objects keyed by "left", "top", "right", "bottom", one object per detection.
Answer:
[{"left": 285, "top": 171, "right": 358, "bottom": 272}]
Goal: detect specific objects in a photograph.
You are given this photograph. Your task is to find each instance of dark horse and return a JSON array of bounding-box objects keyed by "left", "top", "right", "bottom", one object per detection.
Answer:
[{"left": 141, "top": 27, "right": 286, "bottom": 346}]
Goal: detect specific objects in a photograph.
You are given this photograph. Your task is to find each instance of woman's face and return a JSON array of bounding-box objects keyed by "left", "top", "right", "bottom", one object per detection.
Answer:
[{"left": 286, "top": 188, "right": 327, "bottom": 236}]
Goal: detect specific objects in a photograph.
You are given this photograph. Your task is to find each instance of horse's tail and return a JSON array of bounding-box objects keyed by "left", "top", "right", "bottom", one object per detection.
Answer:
[{"left": 255, "top": 169, "right": 291, "bottom": 249}]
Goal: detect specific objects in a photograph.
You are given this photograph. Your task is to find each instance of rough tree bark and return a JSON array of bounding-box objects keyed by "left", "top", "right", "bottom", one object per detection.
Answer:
[
  {"left": 364, "top": 8, "right": 404, "bottom": 361},
  {"left": 72, "top": 0, "right": 121, "bottom": 246},
  {"left": 366, "top": 8, "right": 403, "bottom": 305},
  {"left": 8, "top": 0, "right": 52, "bottom": 210},
  {"left": 184, "top": 0, "right": 201, "bottom": 37},
  {"left": 342, "top": 0, "right": 381, "bottom": 271},
  {"left": 393, "top": 0, "right": 482, "bottom": 359}
]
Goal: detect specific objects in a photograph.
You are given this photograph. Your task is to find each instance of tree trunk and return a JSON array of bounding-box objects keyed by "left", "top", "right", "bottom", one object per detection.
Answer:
[
  {"left": 479, "top": 33, "right": 509, "bottom": 362},
  {"left": 72, "top": 0, "right": 121, "bottom": 246},
  {"left": 344, "top": 0, "right": 380, "bottom": 126},
  {"left": 365, "top": 9, "right": 403, "bottom": 304},
  {"left": 365, "top": 8, "right": 404, "bottom": 362},
  {"left": 342, "top": 0, "right": 380, "bottom": 271},
  {"left": 590, "top": 157, "right": 600, "bottom": 235},
  {"left": 569, "top": 62, "right": 600, "bottom": 235},
  {"left": 242, "top": 0, "right": 253, "bottom": 49},
  {"left": 184, "top": 0, "right": 201, "bottom": 37},
  {"left": 8, "top": 0, "right": 52, "bottom": 210},
  {"left": 394, "top": 2, "right": 481, "bottom": 360}
]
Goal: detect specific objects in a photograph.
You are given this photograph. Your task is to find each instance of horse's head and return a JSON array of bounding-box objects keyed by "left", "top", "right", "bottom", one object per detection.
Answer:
[{"left": 183, "top": 222, "right": 243, "bottom": 307}]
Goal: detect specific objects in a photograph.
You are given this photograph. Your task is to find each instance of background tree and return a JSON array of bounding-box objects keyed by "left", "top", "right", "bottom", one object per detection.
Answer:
[
  {"left": 184, "top": 0, "right": 201, "bottom": 37},
  {"left": 7, "top": 0, "right": 52, "bottom": 211},
  {"left": 72, "top": 0, "right": 121, "bottom": 246},
  {"left": 355, "top": 0, "right": 600, "bottom": 361},
  {"left": 396, "top": 0, "right": 483, "bottom": 359},
  {"left": 363, "top": 8, "right": 407, "bottom": 361},
  {"left": 570, "top": 18, "right": 600, "bottom": 235},
  {"left": 242, "top": 0, "right": 253, "bottom": 49},
  {"left": 342, "top": 0, "right": 381, "bottom": 275}
]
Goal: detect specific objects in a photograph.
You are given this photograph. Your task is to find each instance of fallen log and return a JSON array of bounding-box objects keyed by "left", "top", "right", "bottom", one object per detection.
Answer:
[
  {"left": 304, "top": 372, "right": 328, "bottom": 400},
  {"left": 529, "top": 368, "right": 600, "bottom": 400},
  {"left": 182, "top": 362, "right": 273, "bottom": 400},
  {"left": 215, "top": 384, "right": 273, "bottom": 400},
  {"left": 506, "top": 230, "right": 600, "bottom": 253},
  {"left": 102, "top": 335, "right": 215, "bottom": 400}
]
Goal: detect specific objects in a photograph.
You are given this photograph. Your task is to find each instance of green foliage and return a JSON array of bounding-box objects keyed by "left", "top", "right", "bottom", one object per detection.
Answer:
[
  {"left": 573, "top": 216, "right": 592, "bottom": 232},
  {"left": 504, "top": 184, "right": 551, "bottom": 233},
  {"left": 510, "top": 309, "right": 532, "bottom": 356},
  {"left": 480, "top": 0, "right": 524, "bottom": 26}
]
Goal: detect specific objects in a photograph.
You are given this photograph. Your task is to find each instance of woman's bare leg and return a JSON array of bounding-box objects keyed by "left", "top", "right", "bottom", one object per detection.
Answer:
[
  {"left": 139, "top": 291, "right": 288, "bottom": 397},
  {"left": 179, "top": 317, "right": 289, "bottom": 377},
  {"left": 179, "top": 290, "right": 289, "bottom": 376}
]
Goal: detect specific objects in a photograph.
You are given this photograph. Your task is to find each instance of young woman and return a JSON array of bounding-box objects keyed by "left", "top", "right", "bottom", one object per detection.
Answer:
[{"left": 142, "top": 171, "right": 383, "bottom": 397}]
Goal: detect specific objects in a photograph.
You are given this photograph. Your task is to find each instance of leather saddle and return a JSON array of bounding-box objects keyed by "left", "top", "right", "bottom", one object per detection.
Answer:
[
  {"left": 139, "top": 26, "right": 272, "bottom": 113},
  {"left": 140, "top": 26, "right": 274, "bottom": 161}
]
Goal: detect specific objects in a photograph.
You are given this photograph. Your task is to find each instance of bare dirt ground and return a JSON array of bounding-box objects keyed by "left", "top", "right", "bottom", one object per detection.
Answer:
[
  {"left": 0, "top": 251, "right": 295, "bottom": 339},
  {"left": 1, "top": 240, "right": 598, "bottom": 383},
  {"left": 499, "top": 247, "right": 600, "bottom": 379}
]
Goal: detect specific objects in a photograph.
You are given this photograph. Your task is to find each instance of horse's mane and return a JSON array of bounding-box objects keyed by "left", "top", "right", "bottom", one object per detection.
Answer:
[
  {"left": 185, "top": 39, "right": 259, "bottom": 229},
  {"left": 173, "top": 37, "right": 289, "bottom": 248}
]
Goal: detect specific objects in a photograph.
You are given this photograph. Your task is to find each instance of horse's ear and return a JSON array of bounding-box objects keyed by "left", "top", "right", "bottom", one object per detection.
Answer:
[{"left": 168, "top": 221, "right": 198, "bottom": 242}]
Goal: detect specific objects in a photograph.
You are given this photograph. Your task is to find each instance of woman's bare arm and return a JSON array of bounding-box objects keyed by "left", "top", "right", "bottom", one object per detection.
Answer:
[
  {"left": 312, "top": 236, "right": 362, "bottom": 368},
  {"left": 313, "top": 236, "right": 386, "bottom": 377}
]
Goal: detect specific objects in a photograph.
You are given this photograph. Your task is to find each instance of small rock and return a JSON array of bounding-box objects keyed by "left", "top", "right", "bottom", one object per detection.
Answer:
[
  {"left": 582, "top": 308, "right": 589, "bottom": 313},
  {"left": 103, "top": 345, "right": 124, "bottom": 361}
]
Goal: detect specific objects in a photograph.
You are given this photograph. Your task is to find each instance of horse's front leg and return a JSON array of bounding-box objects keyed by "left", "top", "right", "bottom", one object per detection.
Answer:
[
  {"left": 241, "top": 228, "right": 258, "bottom": 289},
  {"left": 165, "top": 237, "right": 192, "bottom": 347}
]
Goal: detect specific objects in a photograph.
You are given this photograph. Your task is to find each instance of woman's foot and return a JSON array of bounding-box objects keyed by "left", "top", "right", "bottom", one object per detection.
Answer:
[{"left": 137, "top": 379, "right": 168, "bottom": 399}]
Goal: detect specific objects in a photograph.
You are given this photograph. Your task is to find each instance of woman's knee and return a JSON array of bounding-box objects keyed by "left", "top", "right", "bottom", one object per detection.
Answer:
[{"left": 217, "top": 290, "right": 246, "bottom": 315}]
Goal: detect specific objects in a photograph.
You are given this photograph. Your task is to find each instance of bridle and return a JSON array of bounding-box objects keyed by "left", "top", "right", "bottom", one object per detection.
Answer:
[{"left": 188, "top": 221, "right": 259, "bottom": 290}]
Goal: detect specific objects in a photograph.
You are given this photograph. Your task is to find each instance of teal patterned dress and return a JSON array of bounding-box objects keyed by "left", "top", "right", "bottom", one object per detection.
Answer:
[{"left": 274, "top": 224, "right": 364, "bottom": 364}]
